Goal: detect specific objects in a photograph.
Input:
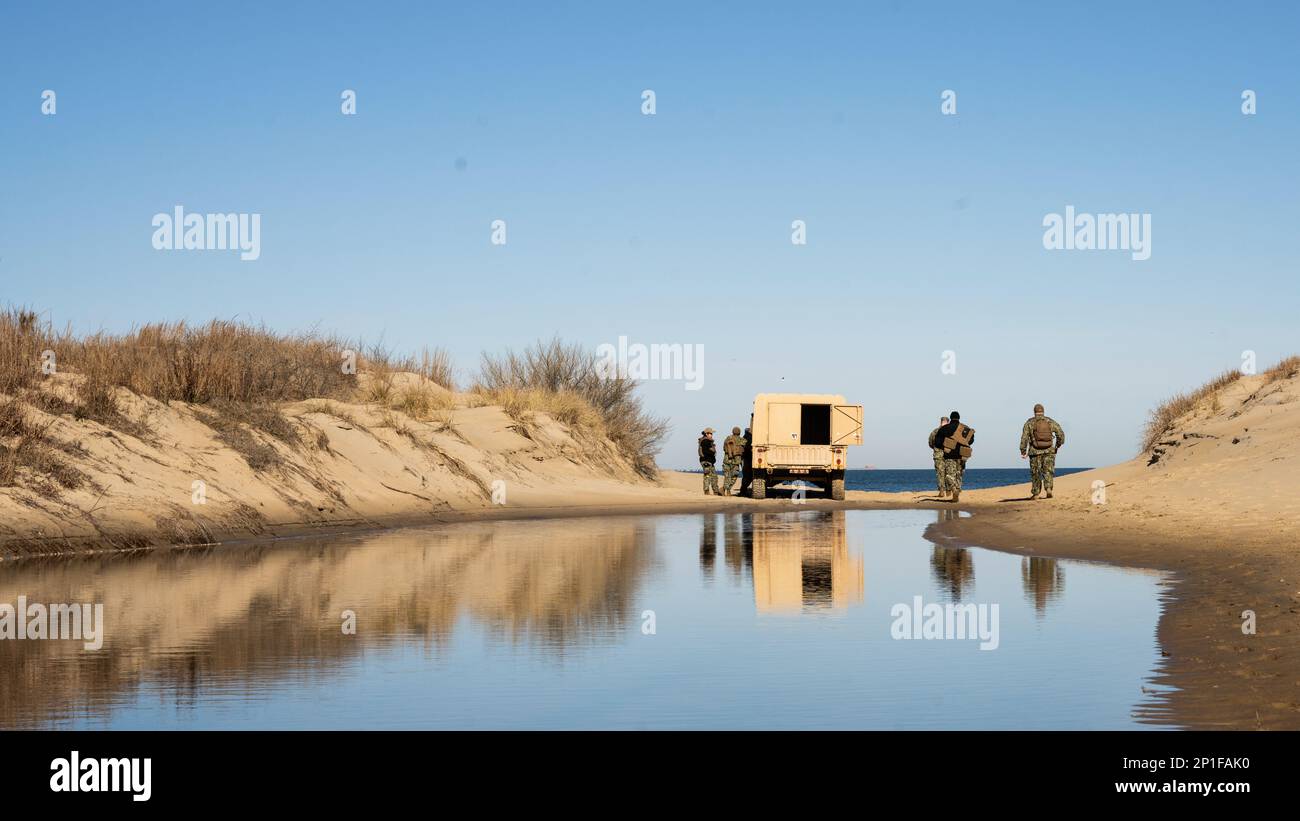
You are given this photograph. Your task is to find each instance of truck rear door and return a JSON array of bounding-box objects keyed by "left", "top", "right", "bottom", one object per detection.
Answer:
[
  {"left": 768, "top": 403, "right": 801, "bottom": 444},
  {"left": 831, "top": 405, "right": 863, "bottom": 445}
]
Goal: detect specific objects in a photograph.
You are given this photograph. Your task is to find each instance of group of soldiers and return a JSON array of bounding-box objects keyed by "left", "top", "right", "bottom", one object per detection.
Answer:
[
  {"left": 697, "top": 426, "right": 751, "bottom": 496},
  {"left": 695, "top": 402, "right": 1066, "bottom": 503},
  {"left": 928, "top": 404, "right": 1065, "bottom": 502}
]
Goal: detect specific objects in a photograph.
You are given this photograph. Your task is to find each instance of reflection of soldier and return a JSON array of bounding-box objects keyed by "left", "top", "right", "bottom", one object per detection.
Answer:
[
  {"left": 700, "top": 514, "right": 717, "bottom": 579},
  {"left": 928, "top": 416, "right": 949, "bottom": 497},
  {"left": 721, "top": 426, "right": 745, "bottom": 496},
  {"left": 929, "top": 546, "right": 975, "bottom": 600},
  {"left": 1020, "top": 403, "right": 1065, "bottom": 499},
  {"left": 740, "top": 426, "right": 754, "bottom": 497},
  {"left": 698, "top": 428, "right": 719, "bottom": 495},
  {"left": 1021, "top": 557, "right": 1065, "bottom": 613},
  {"left": 723, "top": 513, "right": 746, "bottom": 580}
]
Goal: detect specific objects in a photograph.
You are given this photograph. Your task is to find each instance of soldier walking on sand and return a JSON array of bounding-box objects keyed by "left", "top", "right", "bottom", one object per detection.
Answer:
[
  {"left": 933, "top": 411, "right": 974, "bottom": 503},
  {"left": 698, "top": 428, "right": 720, "bottom": 495},
  {"left": 928, "top": 416, "right": 949, "bottom": 497},
  {"left": 1020, "top": 403, "right": 1065, "bottom": 499},
  {"left": 721, "top": 426, "right": 745, "bottom": 496}
]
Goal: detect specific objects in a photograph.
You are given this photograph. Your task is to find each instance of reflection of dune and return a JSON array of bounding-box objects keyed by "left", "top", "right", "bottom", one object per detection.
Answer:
[
  {"left": 0, "top": 518, "right": 656, "bottom": 727},
  {"left": 751, "top": 511, "right": 863, "bottom": 613}
]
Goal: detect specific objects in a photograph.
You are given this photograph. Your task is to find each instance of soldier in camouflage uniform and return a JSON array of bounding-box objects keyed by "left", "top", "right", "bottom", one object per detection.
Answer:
[
  {"left": 928, "top": 416, "right": 949, "bottom": 497},
  {"left": 1020, "top": 403, "right": 1065, "bottom": 499},
  {"left": 721, "top": 426, "right": 745, "bottom": 496},
  {"left": 933, "top": 411, "right": 973, "bottom": 502},
  {"left": 698, "top": 428, "right": 720, "bottom": 495}
]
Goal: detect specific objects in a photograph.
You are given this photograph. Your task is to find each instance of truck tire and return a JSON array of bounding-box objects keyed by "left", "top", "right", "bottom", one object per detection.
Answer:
[
  {"left": 830, "top": 475, "right": 845, "bottom": 501},
  {"left": 751, "top": 477, "right": 766, "bottom": 500}
]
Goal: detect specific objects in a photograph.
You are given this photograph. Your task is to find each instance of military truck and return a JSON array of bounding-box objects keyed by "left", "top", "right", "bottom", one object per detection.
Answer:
[{"left": 749, "top": 393, "right": 863, "bottom": 501}]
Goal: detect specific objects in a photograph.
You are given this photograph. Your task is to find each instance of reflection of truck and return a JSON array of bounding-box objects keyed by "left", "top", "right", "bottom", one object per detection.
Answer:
[
  {"left": 751, "top": 510, "right": 864, "bottom": 612},
  {"left": 750, "top": 393, "right": 863, "bottom": 501}
]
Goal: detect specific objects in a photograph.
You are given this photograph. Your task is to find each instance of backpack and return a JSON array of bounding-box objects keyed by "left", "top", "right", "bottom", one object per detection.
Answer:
[
  {"left": 942, "top": 424, "right": 974, "bottom": 458},
  {"left": 1032, "top": 417, "right": 1054, "bottom": 449}
]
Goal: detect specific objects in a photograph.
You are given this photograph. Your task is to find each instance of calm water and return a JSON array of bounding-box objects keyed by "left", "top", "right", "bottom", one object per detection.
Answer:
[{"left": 0, "top": 510, "right": 1174, "bottom": 729}]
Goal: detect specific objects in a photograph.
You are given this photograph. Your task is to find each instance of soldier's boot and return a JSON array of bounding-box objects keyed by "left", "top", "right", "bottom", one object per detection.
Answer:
[
  {"left": 951, "top": 488, "right": 960, "bottom": 503},
  {"left": 1045, "top": 492, "right": 1053, "bottom": 499}
]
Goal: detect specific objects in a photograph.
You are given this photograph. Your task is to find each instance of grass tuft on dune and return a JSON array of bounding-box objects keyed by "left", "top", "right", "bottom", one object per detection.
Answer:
[{"left": 1142, "top": 356, "right": 1299, "bottom": 453}]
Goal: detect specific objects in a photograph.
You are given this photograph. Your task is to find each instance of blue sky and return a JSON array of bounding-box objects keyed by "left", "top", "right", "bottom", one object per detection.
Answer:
[{"left": 2, "top": 1, "right": 1297, "bottom": 468}]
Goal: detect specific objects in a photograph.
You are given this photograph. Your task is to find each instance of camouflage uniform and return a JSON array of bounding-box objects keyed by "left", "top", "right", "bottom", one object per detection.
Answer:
[
  {"left": 1020, "top": 414, "right": 1065, "bottom": 497},
  {"left": 928, "top": 427, "right": 947, "bottom": 494},
  {"left": 934, "top": 416, "right": 973, "bottom": 500},
  {"left": 942, "top": 458, "right": 964, "bottom": 497},
  {"left": 698, "top": 433, "right": 719, "bottom": 495},
  {"left": 721, "top": 431, "right": 745, "bottom": 496}
]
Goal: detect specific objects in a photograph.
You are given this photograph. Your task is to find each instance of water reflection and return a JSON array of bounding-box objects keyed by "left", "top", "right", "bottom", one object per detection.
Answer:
[
  {"left": 0, "top": 517, "right": 658, "bottom": 728},
  {"left": 724, "top": 514, "right": 750, "bottom": 581},
  {"left": 750, "top": 511, "right": 863, "bottom": 612},
  {"left": 0, "top": 510, "right": 1167, "bottom": 730},
  {"left": 1022, "top": 557, "right": 1066, "bottom": 614},
  {"left": 923, "top": 510, "right": 1067, "bottom": 611},
  {"left": 929, "top": 546, "right": 975, "bottom": 600},
  {"left": 700, "top": 515, "right": 717, "bottom": 581}
]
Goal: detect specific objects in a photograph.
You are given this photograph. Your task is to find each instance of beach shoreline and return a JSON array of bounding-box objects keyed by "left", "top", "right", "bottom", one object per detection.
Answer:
[{"left": 3, "top": 467, "right": 1296, "bottom": 730}]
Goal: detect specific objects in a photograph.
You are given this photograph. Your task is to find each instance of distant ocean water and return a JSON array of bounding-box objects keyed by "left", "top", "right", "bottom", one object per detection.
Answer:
[{"left": 845, "top": 467, "right": 1090, "bottom": 493}]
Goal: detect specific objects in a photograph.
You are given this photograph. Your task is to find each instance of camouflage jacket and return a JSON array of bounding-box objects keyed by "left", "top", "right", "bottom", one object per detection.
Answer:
[
  {"left": 928, "top": 427, "right": 944, "bottom": 458},
  {"left": 1020, "top": 416, "right": 1065, "bottom": 456}
]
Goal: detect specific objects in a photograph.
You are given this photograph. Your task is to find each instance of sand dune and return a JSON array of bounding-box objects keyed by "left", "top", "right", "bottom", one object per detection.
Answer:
[{"left": 0, "top": 373, "right": 672, "bottom": 557}]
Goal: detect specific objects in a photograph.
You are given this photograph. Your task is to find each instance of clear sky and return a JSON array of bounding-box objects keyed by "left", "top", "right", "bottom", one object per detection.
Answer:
[{"left": 3, "top": 1, "right": 1297, "bottom": 469}]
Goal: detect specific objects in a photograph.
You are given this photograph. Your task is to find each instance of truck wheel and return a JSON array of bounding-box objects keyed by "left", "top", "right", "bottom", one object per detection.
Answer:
[
  {"left": 830, "top": 475, "right": 845, "bottom": 501},
  {"left": 751, "top": 477, "right": 766, "bottom": 500}
]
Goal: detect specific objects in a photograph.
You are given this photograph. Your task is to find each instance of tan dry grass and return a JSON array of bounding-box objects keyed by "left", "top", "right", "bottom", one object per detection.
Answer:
[
  {"left": 1142, "top": 356, "right": 1299, "bottom": 452},
  {"left": 476, "top": 338, "right": 668, "bottom": 477}
]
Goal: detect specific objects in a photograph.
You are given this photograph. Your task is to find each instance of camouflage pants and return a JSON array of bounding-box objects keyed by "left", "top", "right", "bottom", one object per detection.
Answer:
[
  {"left": 1030, "top": 452, "right": 1056, "bottom": 495},
  {"left": 934, "top": 455, "right": 947, "bottom": 493},
  {"left": 721, "top": 456, "right": 742, "bottom": 495},
  {"left": 942, "top": 459, "right": 963, "bottom": 495},
  {"left": 701, "top": 460, "right": 719, "bottom": 494}
]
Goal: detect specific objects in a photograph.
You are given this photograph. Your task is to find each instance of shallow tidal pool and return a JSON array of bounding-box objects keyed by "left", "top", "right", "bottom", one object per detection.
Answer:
[{"left": 0, "top": 509, "right": 1175, "bottom": 729}]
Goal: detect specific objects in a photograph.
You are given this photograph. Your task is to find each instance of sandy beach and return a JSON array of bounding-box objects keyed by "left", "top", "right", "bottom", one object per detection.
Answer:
[{"left": 3, "top": 356, "right": 1299, "bottom": 730}]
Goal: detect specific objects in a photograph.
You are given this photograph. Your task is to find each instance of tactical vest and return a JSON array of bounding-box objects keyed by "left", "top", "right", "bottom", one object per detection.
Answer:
[
  {"left": 942, "top": 424, "right": 974, "bottom": 458},
  {"left": 724, "top": 436, "right": 744, "bottom": 458}
]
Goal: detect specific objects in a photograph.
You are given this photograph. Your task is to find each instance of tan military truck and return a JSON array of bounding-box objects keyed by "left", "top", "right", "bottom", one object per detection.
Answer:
[{"left": 749, "top": 393, "right": 863, "bottom": 501}]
